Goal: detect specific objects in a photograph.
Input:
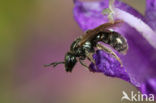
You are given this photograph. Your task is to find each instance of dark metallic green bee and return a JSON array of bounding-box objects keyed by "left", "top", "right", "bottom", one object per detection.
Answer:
[{"left": 44, "top": 20, "right": 128, "bottom": 72}]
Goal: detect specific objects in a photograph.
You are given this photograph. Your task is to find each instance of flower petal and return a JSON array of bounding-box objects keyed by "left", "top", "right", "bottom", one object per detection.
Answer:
[
  {"left": 114, "top": 8, "right": 156, "bottom": 49},
  {"left": 73, "top": 0, "right": 109, "bottom": 31},
  {"left": 73, "top": 0, "right": 144, "bottom": 31},
  {"left": 145, "top": 0, "right": 156, "bottom": 30},
  {"left": 89, "top": 50, "right": 130, "bottom": 82},
  {"left": 73, "top": 0, "right": 156, "bottom": 91},
  {"left": 140, "top": 78, "right": 156, "bottom": 97}
]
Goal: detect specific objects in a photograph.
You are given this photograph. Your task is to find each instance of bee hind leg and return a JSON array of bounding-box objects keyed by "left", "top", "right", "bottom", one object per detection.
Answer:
[{"left": 96, "top": 43, "right": 123, "bottom": 67}]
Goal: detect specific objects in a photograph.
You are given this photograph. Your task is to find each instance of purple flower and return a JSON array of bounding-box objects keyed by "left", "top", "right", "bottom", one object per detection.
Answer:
[
  {"left": 140, "top": 78, "right": 156, "bottom": 97},
  {"left": 73, "top": 0, "right": 156, "bottom": 96}
]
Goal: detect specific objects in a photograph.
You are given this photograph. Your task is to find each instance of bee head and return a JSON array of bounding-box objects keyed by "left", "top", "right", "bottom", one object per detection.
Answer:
[{"left": 64, "top": 52, "right": 77, "bottom": 72}]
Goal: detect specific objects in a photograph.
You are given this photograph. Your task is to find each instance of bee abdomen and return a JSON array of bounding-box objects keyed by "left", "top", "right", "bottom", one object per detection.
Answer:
[
  {"left": 94, "top": 31, "right": 128, "bottom": 53},
  {"left": 92, "top": 32, "right": 110, "bottom": 45},
  {"left": 108, "top": 31, "right": 128, "bottom": 52}
]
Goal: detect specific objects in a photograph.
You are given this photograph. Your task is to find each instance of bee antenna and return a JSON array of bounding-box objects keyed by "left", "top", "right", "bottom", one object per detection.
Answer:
[{"left": 44, "top": 61, "right": 65, "bottom": 67}]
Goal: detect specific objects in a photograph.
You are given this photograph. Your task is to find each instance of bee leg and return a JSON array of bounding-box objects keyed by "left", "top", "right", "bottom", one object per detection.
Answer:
[
  {"left": 79, "top": 59, "right": 89, "bottom": 69},
  {"left": 44, "top": 61, "right": 65, "bottom": 67},
  {"left": 96, "top": 43, "right": 123, "bottom": 67},
  {"left": 85, "top": 51, "right": 99, "bottom": 71},
  {"left": 86, "top": 52, "right": 95, "bottom": 64}
]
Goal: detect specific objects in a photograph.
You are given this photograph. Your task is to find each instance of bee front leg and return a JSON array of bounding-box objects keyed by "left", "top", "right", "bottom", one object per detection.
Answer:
[
  {"left": 79, "top": 59, "right": 89, "bottom": 69},
  {"left": 96, "top": 43, "right": 123, "bottom": 67},
  {"left": 85, "top": 51, "right": 99, "bottom": 71},
  {"left": 86, "top": 52, "right": 95, "bottom": 64}
]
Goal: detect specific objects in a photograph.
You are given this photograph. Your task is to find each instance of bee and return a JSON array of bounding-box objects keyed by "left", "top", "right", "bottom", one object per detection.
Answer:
[{"left": 44, "top": 20, "right": 128, "bottom": 72}]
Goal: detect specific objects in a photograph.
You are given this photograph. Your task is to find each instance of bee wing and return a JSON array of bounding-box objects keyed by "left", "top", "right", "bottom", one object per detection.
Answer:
[{"left": 79, "top": 20, "right": 123, "bottom": 46}]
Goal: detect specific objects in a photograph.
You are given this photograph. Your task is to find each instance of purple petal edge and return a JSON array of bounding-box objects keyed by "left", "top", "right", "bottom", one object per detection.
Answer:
[
  {"left": 145, "top": 0, "right": 156, "bottom": 30},
  {"left": 140, "top": 78, "right": 156, "bottom": 97}
]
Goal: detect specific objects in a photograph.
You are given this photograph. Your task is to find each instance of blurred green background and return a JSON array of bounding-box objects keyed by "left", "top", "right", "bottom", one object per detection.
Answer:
[{"left": 0, "top": 0, "right": 146, "bottom": 103}]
